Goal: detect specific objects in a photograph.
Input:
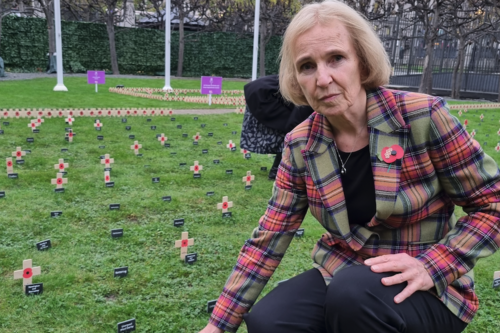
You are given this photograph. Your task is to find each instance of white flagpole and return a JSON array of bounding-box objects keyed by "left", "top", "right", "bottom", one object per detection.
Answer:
[
  {"left": 163, "top": 0, "right": 173, "bottom": 91},
  {"left": 53, "top": 0, "right": 67, "bottom": 91},
  {"left": 251, "top": 0, "right": 260, "bottom": 81}
]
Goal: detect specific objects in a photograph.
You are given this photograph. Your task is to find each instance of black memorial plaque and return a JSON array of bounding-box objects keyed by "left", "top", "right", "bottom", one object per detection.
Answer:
[
  {"left": 111, "top": 229, "right": 124, "bottom": 238},
  {"left": 0, "top": 130, "right": 4, "bottom": 134},
  {"left": 193, "top": 174, "right": 201, "bottom": 179},
  {"left": 147, "top": 118, "right": 152, "bottom": 122},
  {"left": 25, "top": 283, "right": 43, "bottom": 296},
  {"left": 51, "top": 211, "right": 62, "bottom": 217},
  {"left": 24, "top": 150, "right": 31, "bottom": 154},
  {"left": 117, "top": 318, "right": 136, "bottom": 333},
  {"left": 106, "top": 182, "right": 115, "bottom": 187},
  {"left": 122, "top": 118, "right": 127, "bottom": 123},
  {"left": 493, "top": 277, "right": 500, "bottom": 289},
  {"left": 193, "top": 117, "right": 198, "bottom": 120},
  {"left": 245, "top": 185, "right": 252, "bottom": 191},
  {"left": 245, "top": 153, "right": 251, "bottom": 159},
  {"left": 96, "top": 127, "right": 101, "bottom": 131},
  {"left": 27, "top": 138, "right": 34, "bottom": 143},
  {"left": 223, "top": 123, "right": 228, "bottom": 126},
  {"left": 193, "top": 141, "right": 198, "bottom": 145},
  {"left": 179, "top": 162, "right": 187, "bottom": 166},
  {"left": 201, "top": 124, "right": 206, "bottom": 128},
  {"left": 208, "top": 132, "right": 213, "bottom": 137},
  {"left": 151, "top": 126, "right": 156, "bottom": 130},
  {"left": 176, "top": 125, "right": 182, "bottom": 129},
  {"left": 173, "top": 218, "right": 185, "bottom": 227},
  {"left": 231, "top": 147, "right": 236, "bottom": 152},
  {"left": 232, "top": 131, "right": 237, "bottom": 135},
  {"left": 152, "top": 177, "right": 160, "bottom": 183},
  {"left": 97, "top": 135, "right": 104, "bottom": 140},
  {"left": 202, "top": 149, "right": 208, "bottom": 154},
  {"left": 164, "top": 143, "right": 170, "bottom": 148},
  {"left": 0, "top": 191, "right": 5, "bottom": 198},
  {"left": 185, "top": 253, "right": 198, "bottom": 264},
  {"left": 182, "top": 133, "right": 188, "bottom": 138},
  {"left": 222, "top": 212, "right": 232, "bottom": 218},
  {"left": 213, "top": 159, "right": 220, "bottom": 164},
  {"left": 109, "top": 204, "right": 121, "bottom": 210},
  {"left": 136, "top": 154, "right": 143, "bottom": 157},
  {"left": 65, "top": 127, "right": 71, "bottom": 132},
  {"left": 61, "top": 171, "right": 67, "bottom": 175},
  {"left": 162, "top": 196, "right": 172, "bottom": 202},
  {"left": 260, "top": 167, "right": 268, "bottom": 171},
  {"left": 8, "top": 173, "right": 18, "bottom": 179},
  {"left": 171, "top": 117, "right": 176, "bottom": 121},
  {"left": 3, "top": 121, "right": 9, "bottom": 125},
  {"left": 126, "top": 126, "right": 131, "bottom": 130},
  {"left": 33, "top": 129, "right": 40, "bottom": 133},
  {"left": 16, "top": 159, "right": 25, "bottom": 165},
  {"left": 100, "top": 155, "right": 105, "bottom": 159},
  {"left": 99, "top": 146, "right": 105, "bottom": 149},
  {"left": 295, "top": 228, "right": 305, "bottom": 238},
  {"left": 114, "top": 267, "right": 128, "bottom": 278},
  {"left": 54, "top": 188, "right": 65, "bottom": 193},
  {"left": 170, "top": 152, "right": 177, "bottom": 155},
  {"left": 217, "top": 141, "right": 222, "bottom": 145},
  {"left": 207, "top": 300, "right": 217, "bottom": 313},
  {"left": 104, "top": 168, "right": 112, "bottom": 172},
  {"left": 129, "top": 135, "right": 135, "bottom": 139},
  {"left": 156, "top": 134, "right": 161, "bottom": 138},
  {"left": 226, "top": 170, "right": 233, "bottom": 175},
  {"left": 61, "top": 148, "right": 68, "bottom": 152},
  {"left": 36, "top": 239, "right": 51, "bottom": 251},
  {"left": 206, "top": 191, "right": 215, "bottom": 196}
]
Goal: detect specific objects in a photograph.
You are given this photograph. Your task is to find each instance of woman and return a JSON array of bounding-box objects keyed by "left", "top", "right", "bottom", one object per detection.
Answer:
[
  {"left": 241, "top": 74, "right": 314, "bottom": 180},
  {"left": 199, "top": 2, "right": 500, "bottom": 332}
]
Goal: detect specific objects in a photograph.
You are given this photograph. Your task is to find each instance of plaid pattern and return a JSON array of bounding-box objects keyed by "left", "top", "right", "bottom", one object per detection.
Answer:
[{"left": 209, "top": 87, "right": 500, "bottom": 332}]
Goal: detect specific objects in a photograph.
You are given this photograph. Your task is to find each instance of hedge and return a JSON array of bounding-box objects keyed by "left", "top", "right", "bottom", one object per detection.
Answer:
[{"left": 0, "top": 16, "right": 282, "bottom": 77}]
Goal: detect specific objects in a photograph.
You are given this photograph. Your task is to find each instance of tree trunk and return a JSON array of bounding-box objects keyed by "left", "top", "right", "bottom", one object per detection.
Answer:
[
  {"left": 43, "top": 0, "right": 56, "bottom": 55},
  {"left": 106, "top": 15, "right": 120, "bottom": 74},
  {"left": 419, "top": 6, "right": 439, "bottom": 94},
  {"left": 176, "top": 9, "right": 184, "bottom": 77},
  {"left": 0, "top": 0, "right": 3, "bottom": 55},
  {"left": 259, "top": 19, "right": 266, "bottom": 78},
  {"left": 451, "top": 38, "right": 464, "bottom": 99}
]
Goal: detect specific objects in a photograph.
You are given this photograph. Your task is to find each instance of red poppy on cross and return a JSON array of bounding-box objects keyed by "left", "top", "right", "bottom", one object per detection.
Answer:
[
  {"left": 12, "top": 147, "right": 26, "bottom": 161},
  {"left": 217, "top": 196, "right": 233, "bottom": 213},
  {"left": 226, "top": 140, "right": 235, "bottom": 150},
  {"left": 190, "top": 161, "right": 203, "bottom": 174},
  {"left": 130, "top": 141, "right": 142, "bottom": 155},
  {"left": 6, "top": 157, "right": 14, "bottom": 174},
  {"left": 242, "top": 171, "right": 255, "bottom": 186},
  {"left": 54, "top": 158, "right": 69, "bottom": 172},
  {"left": 175, "top": 232, "right": 194, "bottom": 260},
  {"left": 51, "top": 172, "right": 68, "bottom": 189},
  {"left": 14, "top": 259, "right": 41, "bottom": 290},
  {"left": 158, "top": 133, "right": 167, "bottom": 145},
  {"left": 101, "top": 154, "right": 114, "bottom": 168}
]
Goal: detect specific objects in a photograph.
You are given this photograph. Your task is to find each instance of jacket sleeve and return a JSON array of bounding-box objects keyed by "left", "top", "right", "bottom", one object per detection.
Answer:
[
  {"left": 416, "top": 99, "right": 500, "bottom": 298},
  {"left": 208, "top": 133, "right": 309, "bottom": 332}
]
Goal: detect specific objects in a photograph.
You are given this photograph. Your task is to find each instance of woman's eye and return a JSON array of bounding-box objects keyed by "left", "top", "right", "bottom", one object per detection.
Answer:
[
  {"left": 300, "top": 63, "right": 314, "bottom": 71},
  {"left": 332, "top": 55, "right": 343, "bottom": 62}
]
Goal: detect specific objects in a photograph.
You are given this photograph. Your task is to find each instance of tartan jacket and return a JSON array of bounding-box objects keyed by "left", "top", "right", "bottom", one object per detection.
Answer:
[{"left": 210, "top": 87, "right": 500, "bottom": 332}]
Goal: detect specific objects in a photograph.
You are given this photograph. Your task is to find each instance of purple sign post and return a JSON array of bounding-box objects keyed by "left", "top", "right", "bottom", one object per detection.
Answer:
[
  {"left": 200, "top": 76, "right": 222, "bottom": 106},
  {"left": 87, "top": 71, "right": 106, "bottom": 93}
]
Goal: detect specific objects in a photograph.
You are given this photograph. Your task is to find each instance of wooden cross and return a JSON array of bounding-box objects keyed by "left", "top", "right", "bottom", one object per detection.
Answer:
[
  {"left": 51, "top": 172, "right": 68, "bottom": 189},
  {"left": 101, "top": 154, "right": 114, "bottom": 168},
  {"left": 94, "top": 120, "right": 102, "bottom": 129},
  {"left": 158, "top": 133, "right": 168, "bottom": 145},
  {"left": 217, "top": 196, "right": 233, "bottom": 213},
  {"left": 66, "top": 130, "right": 74, "bottom": 142},
  {"left": 464, "top": 119, "right": 468, "bottom": 126},
  {"left": 65, "top": 116, "right": 74, "bottom": 125},
  {"left": 190, "top": 161, "right": 203, "bottom": 174},
  {"left": 496, "top": 143, "right": 500, "bottom": 152},
  {"left": 36, "top": 117, "right": 44, "bottom": 125},
  {"left": 193, "top": 132, "right": 201, "bottom": 142},
  {"left": 14, "top": 259, "right": 41, "bottom": 289},
  {"left": 174, "top": 231, "right": 194, "bottom": 260},
  {"left": 458, "top": 110, "right": 462, "bottom": 117},
  {"left": 6, "top": 157, "right": 13, "bottom": 174},
  {"left": 480, "top": 114, "right": 484, "bottom": 120},
  {"left": 130, "top": 141, "right": 142, "bottom": 155},
  {"left": 226, "top": 140, "right": 235, "bottom": 150},
  {"left": 242, "top": 171, "right": 255, "bottom": 185},
  {"left": 28, "top": 121, "right": 38, "bottom": 131},
  {"left": 240, "top": 148, "right": 250, "bottom": 157},
  {"left": 54, "top": 158, "right": 69, "bottom": 172},
  {"left": 104, "top": 170, "right": 111, "bottom": 183},
  {"left": 12, "top": 147, "right": 26, "bottom": 161}
]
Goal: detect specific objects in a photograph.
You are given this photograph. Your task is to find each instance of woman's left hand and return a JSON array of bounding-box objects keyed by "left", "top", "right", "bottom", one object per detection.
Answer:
[{"left": 364, "top": 253, "right": 435, "bottom": 304}]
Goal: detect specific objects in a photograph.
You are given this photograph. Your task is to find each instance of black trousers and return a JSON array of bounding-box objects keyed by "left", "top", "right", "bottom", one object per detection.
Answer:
[{"left": 243, "top": 265, "right": 468, "bottom": 333}]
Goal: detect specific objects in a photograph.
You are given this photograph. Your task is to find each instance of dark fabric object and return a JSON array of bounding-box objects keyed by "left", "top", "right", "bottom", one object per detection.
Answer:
[
  {"left": 244, "top": 75, "right": 314, "bottom": 132},
  {"left": 244, "top": 265, "right": 467, "bottom": 333},
  {"left": 337, "top": 145, "right": 376, "bottom": 225},
  {"left": 240, "top": 107, "right": 287, "bottom": 154}
]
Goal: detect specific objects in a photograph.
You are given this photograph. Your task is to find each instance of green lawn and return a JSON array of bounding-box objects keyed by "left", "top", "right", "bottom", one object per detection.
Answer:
[
  {"left": 0, "top": 77, "right": 246, "bottom": 110},
  {"left": 0, "top": 79, "right": 499, "bottom": 333}
]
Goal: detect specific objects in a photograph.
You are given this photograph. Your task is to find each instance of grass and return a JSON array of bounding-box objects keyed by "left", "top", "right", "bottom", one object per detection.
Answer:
[
  {"left": 0, "top": 77, "right": 246, "bottom": 110},
  {"left": 0, "top": 79, "right": 499, "bottom": 332}
]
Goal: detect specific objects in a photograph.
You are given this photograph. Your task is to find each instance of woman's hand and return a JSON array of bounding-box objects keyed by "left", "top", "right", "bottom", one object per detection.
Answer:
[
  {"left": 364, "top": 253, "right": 434, "bottom": 304},
  {"left": 198, "top": 323, "right": 224, "bottom": 333}
]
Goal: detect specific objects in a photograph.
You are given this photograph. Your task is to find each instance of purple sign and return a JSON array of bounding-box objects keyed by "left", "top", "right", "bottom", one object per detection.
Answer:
[
  {"left": 87, "top": 71, "right": 106, "bottom": 84},
  {"left": 201, "top": 76, "right": 222, "bottom": 95}
]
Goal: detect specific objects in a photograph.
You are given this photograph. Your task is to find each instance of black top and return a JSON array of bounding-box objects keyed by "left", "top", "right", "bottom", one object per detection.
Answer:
[
  {"left": 337, "top": 145, "right": 376, "bottom": 226},
  {"left": 244, "top": 75, "right": 314, "bottom": 133}
]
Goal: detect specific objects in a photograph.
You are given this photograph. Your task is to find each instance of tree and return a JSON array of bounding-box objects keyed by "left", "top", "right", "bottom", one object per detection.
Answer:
[{"left": 33, "top": 0, "right": 56, "bottom": 59}]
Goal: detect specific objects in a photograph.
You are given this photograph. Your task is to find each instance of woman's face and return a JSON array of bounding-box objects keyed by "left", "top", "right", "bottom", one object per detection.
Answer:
[{"left": 294, "top": 21, "right": 365, "bottom": 118}]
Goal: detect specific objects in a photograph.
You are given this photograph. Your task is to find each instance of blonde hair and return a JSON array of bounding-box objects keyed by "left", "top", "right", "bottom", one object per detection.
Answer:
[{"left": 279, "top": 1, "right": 391, "bottom": 105}]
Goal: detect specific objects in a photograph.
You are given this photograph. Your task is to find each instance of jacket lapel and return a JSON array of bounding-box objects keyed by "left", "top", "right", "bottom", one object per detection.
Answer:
[{"left": 301, "top": 87, "right": 409, "bottom": 250}]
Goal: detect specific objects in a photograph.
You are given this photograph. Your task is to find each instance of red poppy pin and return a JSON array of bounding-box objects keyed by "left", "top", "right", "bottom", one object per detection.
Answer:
[{"left": 380, "top": 145, "right": 404, "bottom": 172}]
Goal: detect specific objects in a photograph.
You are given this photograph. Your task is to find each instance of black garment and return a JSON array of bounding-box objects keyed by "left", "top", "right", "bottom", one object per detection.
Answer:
[
  {"left": 244, "top": 75, "right": 314, "bottom": 133},
  {"left": 337, "top": 145, "right": 376, "bottom": 225},
  {"left": 243, "top": 265, "right": 467, "bottom": 333}
]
